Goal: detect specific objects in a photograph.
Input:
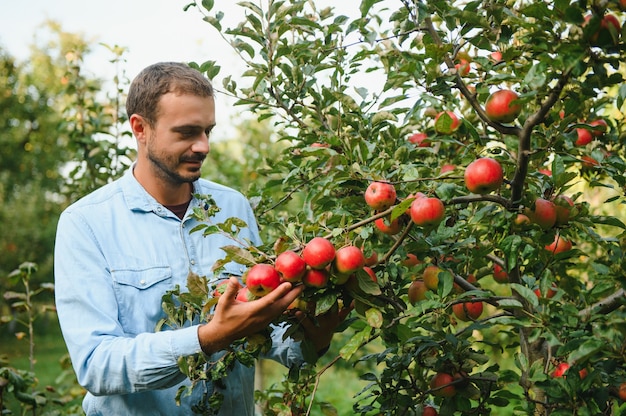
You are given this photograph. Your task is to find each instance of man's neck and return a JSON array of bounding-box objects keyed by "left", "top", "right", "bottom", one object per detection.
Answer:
[{"left": 133, "top": 164, "right": 194, "bottom": 206}]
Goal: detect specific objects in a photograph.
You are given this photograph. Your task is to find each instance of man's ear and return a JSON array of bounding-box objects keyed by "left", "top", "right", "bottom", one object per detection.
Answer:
[{"left": 129, "top": 114, "right": 149, "bottom": 143}]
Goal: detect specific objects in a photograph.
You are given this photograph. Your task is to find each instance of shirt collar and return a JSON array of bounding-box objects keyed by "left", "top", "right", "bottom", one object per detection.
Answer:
[{"left": 120, "top": 165, "right": 200, "bottom": 213}]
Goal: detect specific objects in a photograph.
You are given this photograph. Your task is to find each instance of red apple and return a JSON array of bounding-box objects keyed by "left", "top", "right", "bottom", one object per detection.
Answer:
[
  {"left": 302, "top": 268, "right": 330, "bottom": 288},
  {"left": 485, "top": 89, "right": 522, "bottom": 123},
  {"left": 311, "top": 142, "right": 329, "bottom": 148},
  {"left": 528, "top": 198, "right": 557, "bottom": 230},
  {"left": 245, "top": 264, "right": 282, "bottom": 297},
  {"left": 404, "top": 192, "right": 426, "bottom": 215},
  {"left": 212, "top": 280, "right": 229, "bottom": 298},
  {"left": 364, "top": 250, "right": 378, "bottom": 266},
  {"left": 589, "top": 119, "right": 608, "bottom": 137},
  {"left": 302, "top": 237, "right": 336, "bottom": 269},
  {"left": 275, "top": 250, "right": 307, "bottom": 283},
  {"left": 434, "top": 111, "right": 461, "bottom": 134},
  {"left": 538, "top": 168, "right": 552, "bottom": 176},
  {"left": 423, "top": 405, "right": 438, "bottom": 416},
  {"left": 493, "top": 264, "right": 509, "bottom": 283},
  {"left": 575, "top": 127, "right": 593, "bottom": 146},
  {"left": 618, "top": 382, "right": 626, "bottom": 401},
  {"left": 423, "top": 265, "right": 444, "bottom": 291},
  {"left": 588, "top": 13, "right": 621, "bottom": 46},
  {"left": 334, "top": 245, "right": 366, "bottom": 275},
  {"left": 490, "top": 50, "right": 503, "bottom": 62},
  {"left": 545, "top": 235, "right": 572, "bottom": 254},
  {"left": 365, "top": 181, "right": 397, "bottom": 211},
  {"left": 408, "top": 280, "right": 429, "bottom": 305},
  {"left": 553, "top": 195, "right": 574, "bottom": 226},
  {"left": 534, "top": 284, "right": 557, "bottom": 299},
  {"left": 440, "top": 164, "right": 456, "bottom": 174},
  {"left": 455, "top": 58, "right": 471, "bottom": 76},
  {"left": 552, "top": 362, "right": 570, "bottom": 378},
  {"left": 402, "top": 253, "right": 423, "bottom": 267},
  {"left": 464, "top": 157, "right": 504, "bottom": 194},
  {"left": 363, "top": 266, "right": 378, "bottom": 283},
  {"left": 430, "top": 372, "right": 456, "bottom": 397},
  {"left": 236, "top": 286, "right": 253, "bottom": 302},
  {"left": 551, "top": 362, "right": 588, "bottom": 379},
  {"left": 374, "top": 216, "right": 403, "bottom": 235},
  {"left": 581, "top": 155, "right": 599, "bottom": 168},
  {"left": 452, "top": 300, "right": 483, "bottom": 321},
  {"left": 410, "top": 196, "right": 446, "bottom": 227},
  {"left": 453, "top": 273, "right": 477, "bottom": 293},
  {"left": 514, "top": 213, "right": 531, "bottom": 227},
  {"left": 408, "top": 132, "right": 430, "bottom": 147}
]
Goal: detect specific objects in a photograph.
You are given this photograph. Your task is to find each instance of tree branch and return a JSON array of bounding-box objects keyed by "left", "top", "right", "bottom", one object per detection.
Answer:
[{"left": 579, "top": 288, "right": 626, "bottom": 320}]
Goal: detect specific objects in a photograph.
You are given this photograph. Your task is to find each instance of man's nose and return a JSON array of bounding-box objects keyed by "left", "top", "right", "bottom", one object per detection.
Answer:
[{"left": 191, "top": 132, "right": 210, "bottom": 154}]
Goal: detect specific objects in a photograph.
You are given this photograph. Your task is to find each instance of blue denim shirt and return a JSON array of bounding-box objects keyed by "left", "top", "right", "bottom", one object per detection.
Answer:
[{"left": 54, "top": 168, "right": 303, "bottom": 415}]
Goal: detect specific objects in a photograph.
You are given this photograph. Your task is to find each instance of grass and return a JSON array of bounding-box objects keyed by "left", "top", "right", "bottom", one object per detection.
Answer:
[
  {"left": 0, "top": 318, "right": 84, "bottom": 415},
  {"left": 2, "top": 320, "right": 366, "bottom": 415},
  {"left": 257, "top": 356, "right": 369, "bottom": 415}
]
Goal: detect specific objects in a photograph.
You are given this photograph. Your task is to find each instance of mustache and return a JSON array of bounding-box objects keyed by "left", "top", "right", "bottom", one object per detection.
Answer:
[{"left": 180, "top": 153, "right": 206, "bottom": 163}]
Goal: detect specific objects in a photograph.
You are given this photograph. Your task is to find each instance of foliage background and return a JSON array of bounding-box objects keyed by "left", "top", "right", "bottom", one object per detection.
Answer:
[{"left": 2, "top": 0, "right": 626, "bottom": 415}]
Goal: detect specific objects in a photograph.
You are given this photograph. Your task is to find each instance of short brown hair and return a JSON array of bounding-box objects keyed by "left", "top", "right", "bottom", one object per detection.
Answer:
[{"left": 125, "top": 62, "right": 213, "bottom": 125}]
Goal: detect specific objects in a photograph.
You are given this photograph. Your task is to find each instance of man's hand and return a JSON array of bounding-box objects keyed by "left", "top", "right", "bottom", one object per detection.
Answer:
[
  {"left": 294, "top": 301, "right": 352, "bottom": 356},
  {"left": 198, "top": 276, "right": 303, "bottom": 354}
]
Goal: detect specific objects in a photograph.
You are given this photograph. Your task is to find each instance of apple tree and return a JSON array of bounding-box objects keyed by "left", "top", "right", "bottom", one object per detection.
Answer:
[{"left": 175, "top": 0, "right": 626, "bottom": 414}]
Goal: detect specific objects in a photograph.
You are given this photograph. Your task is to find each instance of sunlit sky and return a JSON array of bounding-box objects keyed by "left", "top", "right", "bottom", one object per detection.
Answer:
[
  {"left": 0, "top": 1, "right": 308, "bottom": 140},
  {"left": 0, "top": 1, "right": 245, "bottom": 78},
  {"left": 0, "top": 1, "right": 362, "bottom": 140}
]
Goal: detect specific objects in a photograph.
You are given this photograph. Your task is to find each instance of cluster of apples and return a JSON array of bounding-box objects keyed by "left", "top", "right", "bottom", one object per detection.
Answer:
[
  {"left": 407, "top": 86, "right": 523, "bottom": 153},
  {"left": 233, "top": 237, "right": 374, "bottom": 302},
  {"left": 365, "top": 181, "right": 446, "bottom": 232}
]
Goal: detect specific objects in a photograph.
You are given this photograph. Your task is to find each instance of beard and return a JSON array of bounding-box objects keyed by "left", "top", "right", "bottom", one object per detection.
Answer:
[{"left": 146, "top": 136, "right": 206, "bottom": 185}]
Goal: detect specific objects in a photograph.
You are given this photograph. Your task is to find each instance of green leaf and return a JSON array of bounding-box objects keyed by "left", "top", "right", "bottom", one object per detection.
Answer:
[
  {"left": 567, "top": 338, "right": 605, "bottom": 364},
  {"left": 524, "top": 61, "right": 548, "bottom": 89},
  {"left": 500, "top": 235, "right": 523, "bottom": 269},
  {"left": 2, "top": 291, "right": 26, "bottom": 300},
  {"left": 187, "top": 272, "right": 208, "bottom": 298},
  {"left": 220, "top": 245, "right": 257, "bottom": 267},
  {"left": 497, "top": 298, "right": 524, "bottom": 309},
  {"left": 355, "top": 269, "right": 382, "bottom": 295},
  {"left": 315, "top": 292, "right": 338, "bottom": 316},
  {"left": 510, "top": 284, "right": 539, "bottom": 308},
  {"left": 365, "top": 307, "right": 383, "bottom": 329},
  {"left": 339, "top": 326, "right": 372, "bottom": 361},
  {"left": 201, "top": 0, "right": 214, "bottom": 12}
]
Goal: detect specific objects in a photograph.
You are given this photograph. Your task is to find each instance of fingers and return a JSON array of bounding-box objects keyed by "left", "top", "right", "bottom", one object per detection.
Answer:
[
  {"left": 262, "top": 281, "right": 303, "bottom": 306},
  {"left": 219, "top": 276, "right": 242, "bottom": 305}
]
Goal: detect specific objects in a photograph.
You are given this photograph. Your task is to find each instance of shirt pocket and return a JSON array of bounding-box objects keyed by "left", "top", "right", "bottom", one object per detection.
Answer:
[{"left": 111, "top": 266, "right": 173, "bottom": 335}]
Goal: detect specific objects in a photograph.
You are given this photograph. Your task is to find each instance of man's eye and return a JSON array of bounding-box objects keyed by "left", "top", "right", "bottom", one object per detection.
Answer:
[{"left": 180, "top": 130, "right": 198, "bottom": 138}]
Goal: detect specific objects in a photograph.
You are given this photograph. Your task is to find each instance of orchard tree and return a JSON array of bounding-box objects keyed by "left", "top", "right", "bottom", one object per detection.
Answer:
[
  {"left": 0, "top": 22, "right": 132, "bottom": 284},
  {"left": 168, "top": 0, "right": 626, "bottom": 414}
]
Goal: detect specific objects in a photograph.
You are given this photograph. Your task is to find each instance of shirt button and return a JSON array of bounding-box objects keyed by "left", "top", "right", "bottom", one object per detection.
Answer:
[
  {"left": 140, "top": 279, "right": 146, "bottom": 285},
  {"left": 190, "top": 260, "right": 196, "bottom": 265}
]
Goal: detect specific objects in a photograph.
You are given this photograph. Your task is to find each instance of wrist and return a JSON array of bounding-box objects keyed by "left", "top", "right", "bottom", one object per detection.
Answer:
[{"left": 197, "top": 322, "right": 231, "bottom": 355}]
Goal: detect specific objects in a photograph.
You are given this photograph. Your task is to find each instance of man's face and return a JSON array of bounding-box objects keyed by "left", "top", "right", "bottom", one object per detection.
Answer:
[{"left": 145, "top": 92, "right": 215, "bottom": 185}]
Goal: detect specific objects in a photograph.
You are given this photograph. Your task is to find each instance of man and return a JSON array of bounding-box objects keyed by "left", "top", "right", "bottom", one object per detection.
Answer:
[{"left": 54, "top": 62, "right": 344, "bottom": 415}]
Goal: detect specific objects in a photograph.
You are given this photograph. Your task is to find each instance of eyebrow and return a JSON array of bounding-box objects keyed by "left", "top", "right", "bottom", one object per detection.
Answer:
[{"left": 171, "top": 123, "right": 216, "bottom": 133}]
